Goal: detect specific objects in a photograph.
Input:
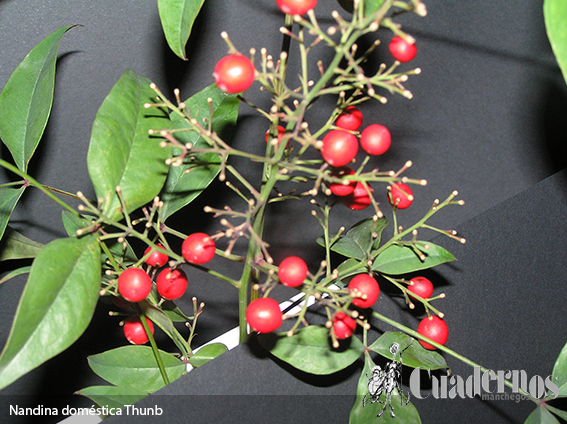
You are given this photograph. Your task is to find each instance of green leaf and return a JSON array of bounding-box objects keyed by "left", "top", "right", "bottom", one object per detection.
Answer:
[
  {"left": 0, "top": 188, "right": 25, "bottom": 242},
  {"left": 189, "top": 343, "right": 228, "bottom": 368},
  {"left": 544, "top": 0, "right": 567, "bottom": 86},
  {"left": 368, "top": 332, "right": 448, "bottom": 371},
  {"left": 0, "top": 266, "right": 31, "bottom": 286},
  {"left": 159, "top": 84, "right": 240, "bottom": 220},
  {"left": 349, "top": 355, "right": 421, "bottom": 424},
  {"left": 363, "top": 0, "right": 388, "bottom": 17},
  {"left": 336, "top": 258, "right": 365, "bottom": 280},
  {"left": 0, "top": 226, "right": 43, "bottom": 261},
  {"left": 547, "top": 405, "right": 567, "bottom": 421},
  {"left": 524, "top": 406, "right": 561, "bottom": 424},
  {"left": 551, "top": 339, "right": 567, "bottom": 398},
  {"left": 372, "top": 242, "right": 456, "bottom": 275},
  {"left": 161, "top": 300, "right": 192, "bottom": 322},
  {"left": 139, "top": 302, "right": 191, "bottom": 357},
  {"left": 158, "top": 0, "right": 205, "bottom": 60},
  {"left": 0, "top": 235, "right": 101, "bottom": 390},
  {"left": 76, "top": 385, "right": 148, "bottom": 411},
  {"left": 87, "top": 69, "right": 171, "bottom": 221},
  {"left": 327, "top": 217, "right": 389, "bottom": 260},
  {"left": 257, "top": 325, "right": 364, "bottom": 375},
  {"left": 88, "top": 346, "right": 186, "bottom": 393},
  {"left": 0, "top": 26, "right": 75, "bottom": 172}
]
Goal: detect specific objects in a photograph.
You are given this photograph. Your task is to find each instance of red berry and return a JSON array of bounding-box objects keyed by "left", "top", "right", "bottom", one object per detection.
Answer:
[
  {"left": 342, "top": 181, "right": 372, "bottom": 210},
  {"left": 328, "top": 166, "right": 357, "bottom": 197},
  {"left": 348, "top": 274, "right": 380, "bottom": 309},
  {"left": 389, "top": 36, "right": 417, "bottom": 63},
  {"left": 276, "top": 0, "right": 317, "bottom": 15},
  {"left": 123, "top": 315, "right": 154, "bottom": 345},
  {"left": 335, "top": 106, "right": 363, "bottom": 131},
  {"left": 144, "top": 243, "right": 168, "bottom": 268},
  {"left": 388, "top": 182, "right": 413, "bottom": 209},
  {"left": 332, "top": 311, "right": 357, "bottom": 339},
  {"left": 213, "top": 54, "right": 255, "bottom": 94},
  {"left": 321, "top": 130, "right": 358, "bottom": 167},
  {"left": 182, "top": 233, "right": 216, "bottom": 265},
  {"left": 265, "top": 125, "right": 288, "bottom": 148},
  {"left": 360, "top": 124, "right": 391, "bottom": 155},
  {"left": 417, "top": 316, "right": 448, "bottom": 350},
  {"left": 156, "top": 268, "right": 188, "bottom": 301},
  {"left": 118, "top": 268, "right": 152, "bottom": 303},
  {"left": 246, "top": 298, "right": 283, "bottom": 333},
  {"left": 408, "top": 276, "right": 434, "bottom": 300},
  {"left": 278, "top": 256, "right": 308, "bottom": 287}
]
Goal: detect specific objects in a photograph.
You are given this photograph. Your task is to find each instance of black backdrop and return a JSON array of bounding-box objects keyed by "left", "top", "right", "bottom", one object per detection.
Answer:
[{"left": 1, "top": 0, "right": 567, "bottom": 423}]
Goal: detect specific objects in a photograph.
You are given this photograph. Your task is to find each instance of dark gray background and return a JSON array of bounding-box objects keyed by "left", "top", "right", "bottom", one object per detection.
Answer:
[{"left": 1, "top": 0, "right": 566, "bottom": 423}]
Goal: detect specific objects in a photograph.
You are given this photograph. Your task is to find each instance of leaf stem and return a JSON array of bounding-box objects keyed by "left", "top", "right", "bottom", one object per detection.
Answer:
[{"left": 0, "top": 159, "right": 80, "bottom": 217}]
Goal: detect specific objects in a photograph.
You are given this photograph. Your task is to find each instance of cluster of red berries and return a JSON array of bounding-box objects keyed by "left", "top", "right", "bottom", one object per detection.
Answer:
[
  {"left": 245, "top": 256, "right": 309, "bottom": 334},
  {"left": 407, "top": 276, "right": 449, "bottom": 350},
  {"left": 117, "top": 232, "right": 216, "bottom": 345},
  {"left": 332, "top": 274, "right": 380, "bottom": 340},
  {"left": 324, "top": 106, "right": 414, "bottom": 211}
]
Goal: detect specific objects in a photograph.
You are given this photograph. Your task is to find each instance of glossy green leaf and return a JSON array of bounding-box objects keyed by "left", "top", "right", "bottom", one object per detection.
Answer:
[
  {"left": 0, "top": 266, "right": 31, "bottom": 286},
  {"left": 524, "top": 406, "right": 561, "bottom": 424},
  {"left": 257, "top": 325, "right": 364, "bottom": 375},
  {"left": 0, "top": 226, "right": 43, "bottom": 262},
  {"left": 372, "top": 242, "right": 455, "bottom": 275},
  {"left": 327, "top": 217, "right": 389, "bottom": 260},
  {"left": 0, "top": 26, "right": 75, "bottom": 172},
  {"left": 349, "top": 355, "right": 421, "bottom": 424},
  {"left": 161, "top": 300, "right": 192, "bottom": 322},
  {"left": 0, "top": 235, "right": 101, "bottom": 390},
  {"left": 158, "top": 0, "right": 205, "bottom": 60},
  {"left": 551, "top": 339, "right": 567, "bottom": 398},
  {"left": 0, "top": 188, "right": 25, "bottom": 243},
  {"left": 87, "top": 69, "right": 171, "bottom": 221},
  {"left": 76, "top": 385, "right": 148, "bottom": 411},
  {"left": 159, "top": 84, "right": 240, "bottom": 220},
  {"left": 139, "top": 302, "right": 191, "bottom": 357},
  {"left": 189, "top": 343, "right": 228, "bottom": 368},
  {"left": 368, "top": 332, "right": 448, "bottom": 371},
  {"left": 88, "top": 346, "right": 186, "bottom": 393},
  {"left": 544, "top": 0, "right": 567, "bottom": 86}
]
